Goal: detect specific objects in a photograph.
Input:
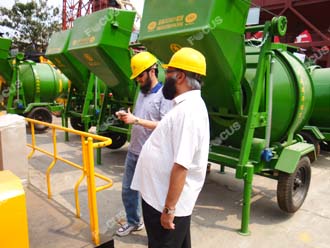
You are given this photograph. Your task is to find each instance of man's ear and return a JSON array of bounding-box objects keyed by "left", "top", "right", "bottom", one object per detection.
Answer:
[{"left": 175, "top": 71, "right": 185, "bottom": 84}]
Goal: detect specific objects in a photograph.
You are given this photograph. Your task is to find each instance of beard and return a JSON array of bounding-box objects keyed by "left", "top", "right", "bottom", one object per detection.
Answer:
[
  {"left": 140, "top": 74, "right": 152, "bottom": 95},
  {"left": 162, "top": 77, "right": 177, "bottom": 100}
]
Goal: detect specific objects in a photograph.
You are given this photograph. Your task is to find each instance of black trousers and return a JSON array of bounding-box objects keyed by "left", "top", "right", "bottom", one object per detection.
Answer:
[{"left": 142, "top": 199, "right": 191, "bottom": 248}]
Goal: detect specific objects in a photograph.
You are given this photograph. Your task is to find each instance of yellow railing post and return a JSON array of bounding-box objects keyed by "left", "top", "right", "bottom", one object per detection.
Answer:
[
  {"left": 86, "top": 137, "right": 100, "bottom": 245},
  {"left": 73, "top": 136, "right": 88, "bottom": 218},
  {"left": 28, "top": 122, "right": 36, "bottom": 159},
  {"left": 46, "top": 127, "right": 58, "bottom": 198}
]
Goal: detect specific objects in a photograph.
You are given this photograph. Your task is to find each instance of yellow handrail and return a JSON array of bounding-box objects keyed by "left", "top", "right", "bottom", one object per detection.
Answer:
[{"left": 25, "top": 117, "right": 113, "bottom": 246}]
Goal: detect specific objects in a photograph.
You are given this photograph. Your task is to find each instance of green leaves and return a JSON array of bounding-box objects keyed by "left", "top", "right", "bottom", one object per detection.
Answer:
[{"left": 0, "top": 0, "right": 61, "bottom": 53}]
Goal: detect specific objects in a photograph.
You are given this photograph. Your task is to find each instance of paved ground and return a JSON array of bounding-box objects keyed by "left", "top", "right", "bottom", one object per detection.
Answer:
[{"left": 25, "top": 120, "right": 330, "bottom": 248}]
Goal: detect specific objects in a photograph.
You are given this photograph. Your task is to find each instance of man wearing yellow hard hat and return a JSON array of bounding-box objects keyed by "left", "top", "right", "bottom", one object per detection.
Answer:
[
  {"left": 131, "top": 47, "right": 210, "bottom": 247},
  {"left": 115, "top": 51, "right": 173, "bottom": 237}
]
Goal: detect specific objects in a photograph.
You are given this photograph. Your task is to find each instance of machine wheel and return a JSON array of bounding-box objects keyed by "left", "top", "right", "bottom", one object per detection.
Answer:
[
  {"left": 70, "top": 117, "right": 91, "bottom": 131},
  {"left": 277, "top": 156, "right": 311, "bottom": 213},
  {"left": 103, "top": 131, "right": 127, "bottom": 149},
  {"left": 320, "top": 142, "right": 330, "bottom": 152},
  {"left": 300, "top": 131, "right": 320, "bottom": 156},
  {"left": 27, "top": 107, "right": 52, "bottom": 131}
]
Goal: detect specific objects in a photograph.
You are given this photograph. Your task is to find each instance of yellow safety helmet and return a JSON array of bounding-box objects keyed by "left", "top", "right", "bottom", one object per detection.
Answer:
[
  {"left": 163, "top": 47, "right": 206, "bottom": 76},
  {"left": 130, "top": 51, "right": 158, "bottom": 79}
]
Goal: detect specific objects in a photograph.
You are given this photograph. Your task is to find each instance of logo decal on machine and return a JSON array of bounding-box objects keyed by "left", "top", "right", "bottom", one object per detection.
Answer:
[{"left": 170, "top": 43, "right": 182, "bottom": 53}]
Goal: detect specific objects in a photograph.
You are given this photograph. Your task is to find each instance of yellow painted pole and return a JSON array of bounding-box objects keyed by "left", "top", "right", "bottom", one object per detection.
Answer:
[
  {"left": 74, "top": 173, "right": 85, "bottom": 218},
  {"left": 27, "top": 122, "right": 36, "bottom": 159},
  {"left": 84, "top": 138, "right": 96, "bottom": 243},
  {"left": 46, "top": 160, "right": 56, "bottom": 199},
  {"left": 52, "top": 127, "right": 57, "bottom": 156},
  {"left": 74, "top": 136, "right": 88, "bottom": 218},
  {"left": 46, "top": 127, "right": 58, "bottom": 199},
  {"left": 86, "top": 137, "right": 100, "bottom": 245}
]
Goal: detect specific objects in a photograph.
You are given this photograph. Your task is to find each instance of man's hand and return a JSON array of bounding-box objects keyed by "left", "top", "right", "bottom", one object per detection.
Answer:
[
  {"left": 160, "top": 212, "right": 175, "bottom": 230},
  {"left": 115, "top": 109, "right": 127, "bottom": 120},
  {"left": 116, "top": 108, "right": 158, "bottom": 129},
  {"left": 115, "top": 108, "right": 135, "bottom": 124}
]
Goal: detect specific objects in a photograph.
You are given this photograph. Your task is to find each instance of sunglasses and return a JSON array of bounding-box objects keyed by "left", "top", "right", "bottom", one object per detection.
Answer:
[
  {"left": 165, "top": 69, "right": 180, "bottom": 74},
  {"left": 136, "top": 71, "right": 146, "bottom": 79},
  {"left": 136, "top": 68, "right": 153, "bottom": 79}
]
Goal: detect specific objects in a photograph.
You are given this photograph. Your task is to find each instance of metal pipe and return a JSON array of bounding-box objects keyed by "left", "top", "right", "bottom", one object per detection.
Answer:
[
  {"left": 16, "top": 64, "right": 20, "bottom": 101},
  {"left": 25, "top": 117, "right": 110, "bottom": 141},
  {"left": 94, "top": 76, "right": 97, "bottom": 109},
  {"left": 74, "top": 173, "right": 85, "bottom": 218},
  {"left": 245, "top": 24, "right": 265, "bottom": 33},
  {"left": 239, "top": 164, "right": 253, "bottom": 235},
  {"left": 86, "top": 137, "right": 100, "bottom": 245},
  {"left": 27, "top": 123, "right": 36, "bottom": 159},
  {"left": 266, "top": 59, "right": 275, "bottom": 148}
]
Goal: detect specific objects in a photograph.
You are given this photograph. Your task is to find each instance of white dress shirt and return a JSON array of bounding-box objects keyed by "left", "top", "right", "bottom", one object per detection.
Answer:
[{"left": 131, "top": 90, "right": 210, "bottom": 216}]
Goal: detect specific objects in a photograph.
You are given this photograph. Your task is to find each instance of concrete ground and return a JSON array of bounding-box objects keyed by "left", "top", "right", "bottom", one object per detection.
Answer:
[{"left": 25, "top": 119, "right": 330, "bottom": 248}]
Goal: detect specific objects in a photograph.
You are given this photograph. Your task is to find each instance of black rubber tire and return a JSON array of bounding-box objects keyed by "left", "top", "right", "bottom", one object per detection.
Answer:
[
  {"left": 103, "top": 131, "right": 127, "bottom": 149},
  {"left": 27, "top": 107, "right": 52, "bottom": 131},
  {"left": 277, "top": 156, "right": 311, "bottom": 213},
  {"left": 320, "top": 142, "right": 330, "bottom": 152},
  {"left": 300, "top": 131, "right": 320, "bottom": 156},
  {"left": 70, "top": 117, "right": 91, "bottom": 131}
]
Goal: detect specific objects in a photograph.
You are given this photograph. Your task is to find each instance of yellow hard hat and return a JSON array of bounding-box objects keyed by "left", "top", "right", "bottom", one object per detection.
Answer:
[
  {"left": 130, "top": 51, "right": 157, "bottom": 79},
  {"left": 163, "top": 47, "right": 206, "bottom": 76}
]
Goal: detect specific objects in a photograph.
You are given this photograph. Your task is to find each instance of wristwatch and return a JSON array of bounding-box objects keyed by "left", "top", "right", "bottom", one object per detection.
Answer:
[
  {"left": 163, "top": 207, "right": 175, "bottom": 215},
  {"left": 134, "top": 117, "right": 140, "bottom": 125}
]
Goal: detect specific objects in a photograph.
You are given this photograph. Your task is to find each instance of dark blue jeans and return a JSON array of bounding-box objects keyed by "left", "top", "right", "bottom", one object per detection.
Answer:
[{"left": 122, "top": 151, "right": 141, "bottom": 225}]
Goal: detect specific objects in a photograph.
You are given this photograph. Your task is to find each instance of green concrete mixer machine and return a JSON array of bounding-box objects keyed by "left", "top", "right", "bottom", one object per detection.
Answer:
[
  {"left": 0, "top": 37, "right": 69, "bottom": 131},
  {"left": 301, "top": 66, "right": 330, "bottom": 152},
  {"left": 138, "top": 0, "right": 330, "bottom": 234}
]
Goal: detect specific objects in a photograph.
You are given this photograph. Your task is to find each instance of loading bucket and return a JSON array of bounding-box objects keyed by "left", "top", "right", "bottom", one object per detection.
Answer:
[
  {"left": 139, "top": 0, "right": 251, "bottom": 114},
  {"left": 0, "top": 37, "right": 13, "bottom": 83},
  {"left": 68, "top": 8, "right": 136, "bottom": 99},
  {"left": 46, "top": 30, "right": 88, "bottom": 91}
]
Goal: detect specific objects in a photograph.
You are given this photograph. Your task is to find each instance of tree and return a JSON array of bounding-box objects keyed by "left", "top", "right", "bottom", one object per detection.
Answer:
[{"left": 0, "top": 0, "right": 61, "bottom": 53}]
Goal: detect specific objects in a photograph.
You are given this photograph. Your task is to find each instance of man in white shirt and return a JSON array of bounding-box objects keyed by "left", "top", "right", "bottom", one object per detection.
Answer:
[{"left": 131, "top": 47, "right": 210, "bottom": 248}]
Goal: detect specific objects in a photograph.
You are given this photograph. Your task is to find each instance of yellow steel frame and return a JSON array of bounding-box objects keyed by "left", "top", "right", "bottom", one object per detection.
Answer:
[{"left": 25, "top": 117, "right": 113, "bottom": 245}]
